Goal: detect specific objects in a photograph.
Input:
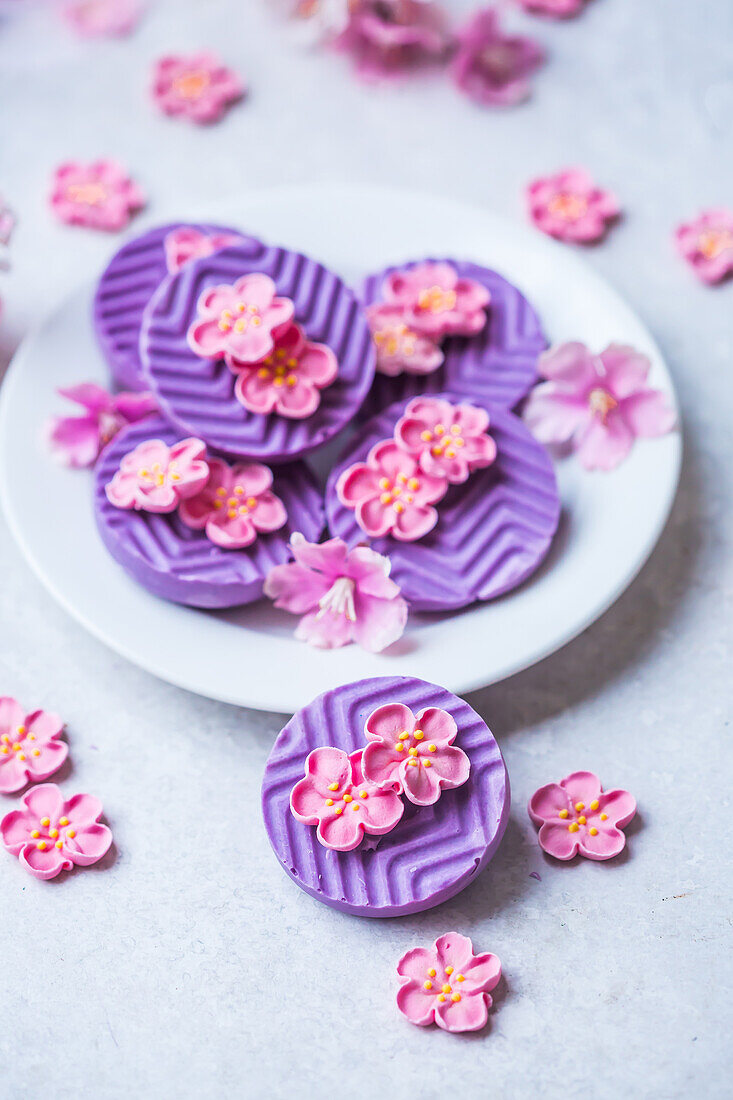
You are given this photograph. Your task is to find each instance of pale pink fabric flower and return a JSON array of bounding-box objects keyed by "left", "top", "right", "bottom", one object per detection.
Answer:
[
  {"left": 527, "top": 168, "right": 620, "bottom": 243},
  {"left": 517, "top": 0, "right": 587, "bottom": 17},
  {"left": 334, "top": 0, "right": 448, "bottom": 81},
  {"left": 105, "top": 437, "right": 209, "bottom": 513},
  {"left": 48, "top": 383, "right": 157, "bottom": 468},
  {"left": 49, "top": 161, "right": 145, "bottom": 232},
  {"left": 523, "top": 342, "right": 676, "bottom": 472},
  {"left": 151, "top": 53, "right": 245, "bottom": 125},
  {"left": 337, "top": 440, "right": 447, "bottom": 540},
  {"left": 383, "top": 261, "right": 490, "bottom": 339},
  {"left": 0, "top": 698, "right": 67, "bottom": 795},
  {"left": 675, "top": 208, "right": 733, "bottom": 285},
  {"left": 164, "top": 227, "right": 241, "bottom": 274},
  {"left": 362, "top": 702, "right": 469, "bottom": 806},
  {"left": 367, "top": 303, "right": 444, "bottom": 376},
  {"left": 178, "top": 458, "right": 287, "bottom": 550},
  {"left": 397, "top": 932, "right": 501, "bottom": 1033},
  {"left": 264, "top": 532, "right": 408, "bottom": 651},
  {"left": 450, "top": 8, "right": 544, "bottom": 107},
  {"left": 61, "top": 0, "right": 144, "bottom": 37},
  {"left": 1, "top": 784, "right": 112, "bottom": 880},
  {"left": 290, "top": 746, "right": 404, "bottom": 851},
  {"left": 187, "top": 274, "right": 294, "bottom": 364},
  {"left": 529, "top": 770, "right": 636, "bottom": 861},
  {"left": 229, "top": 322, "right": 338, "bottom": 419},
  {"left": 395, "top": 396, "right": 497, "bottom": 483}
]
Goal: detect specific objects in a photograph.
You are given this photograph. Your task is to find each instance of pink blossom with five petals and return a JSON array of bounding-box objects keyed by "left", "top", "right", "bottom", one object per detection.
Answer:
[
  {"left": 517, "top": 0, "right": 588, "bottom": 18},
  {"left": 229, "top": 322, "right": 338, "bottom": 419},
  {"left": 383, "top": 261, "right": 489, "bottom": 339},
  {"left": 450, "top": 8, "right": 544, "bottom": 107},
  {"left": 367, "top": 303, "right": 444, "bottom": 377},
  {"left": 61, "top": 0, "right": 144, "bottom": 37},
  {"left": 529, "top": 770, "right": 636, "bottom": 860},
  {"left": 396, "top": 396, "right": 497, "bottom": 483},
  {"left": 151, "top": 53, "right": 245, "bottom": 125},
  {"left": 1, "top": 784, "right": 112, "bottom": 880},
  {"left": 187, "top": 274, "right": 294, "bottom": 364},
  {"left": 674, "top": 208, "right": 733, "bottom": 285},
  {"left": 334, "top": 0, "right": 448, "bottom": 82},
  {"left": 48, "top": 383, "right": 157, "bottom": 468},
  {"left": 178, "top": 458, "right": 287, "bottom": 550},
  {"left": 49, "top": 160, "right": 145, "bottom": 232},
  {"left": 363, "top": 702, "right": 470, "bottom": 806},
  {"left": 105, "top": 437, "right": 209, "bottom": 513},
  {"left": 164, "top": 227, "right": 241, "bottom": 274},
  {"left": 337, "top": 440, "right": 447, "bottom": 541},
  {"left": 0, "top": 698, "right": 68, "bottom": 795},
  {"left": 527, "top": 168, "right": 620, "bottom": 243},
  {"left": 397, "top": 932, "right": 501, "bottom": 1033}
]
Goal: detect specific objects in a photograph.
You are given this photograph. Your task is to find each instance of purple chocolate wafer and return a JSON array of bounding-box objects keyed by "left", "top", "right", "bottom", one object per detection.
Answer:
[
  {"left": 326, "top": 395, "right": 561, "bottom": 612},
  {"left": 141, "top": 242, "right": 376, "bottom": 463},
  {"left": 94, "top": 415, "right": 324, "bottom": 608},
  {"left": 261, "top": 676, "right": 510, "bottom": 918}
]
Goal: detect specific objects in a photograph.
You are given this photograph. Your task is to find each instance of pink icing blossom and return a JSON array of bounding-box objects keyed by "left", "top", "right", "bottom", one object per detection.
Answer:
[
  {"left": 1, "top": 783, "right": 112, "bottom": 880},
  {"left": 164, "top": 227, "right": 241, "bottom": 274},
  {"left": 105, "top": 437, "right": 209, "bottom": 513},
  {"left": 397, "top": 932, "right": 501, "bottom": 1033},
  {"left": 334, "top": 0, "right": 448, "bottom": 81},
  {"left": 178, "top": 458, "right": 287, "bottom": 550},
  {"left": 383, "top": 261, "right": 490, "bottom": 339},
  {"left": 674, "top": 208, "right": 733, "bottom": 285},
  {"left": 0, "top": 698, "right": 67, "bottom": 795},
  {"left": 337, "top": 440, "right": 447, "bottom": 541},
  {"left": 61, "top": 0, "right": 144, "bottom": 37},
  {"left": 527, "top": 168, "right": 620, "bottom": 244},
  {"left": 529, "top": 770, "right": 636, "bottom": 861},
  {"left": 151, "top": 53, "right": 245, "bottom": 125},
  {"left": 49, "top": 161, "right": 145, "bottom": 232},
  {"left": 264, "top": 532, "right": 408, "bottom": 651},
  {"left": 517, "top": 0, "right": 587, "bottom": 17},
  {"left": 367, "top": 303, "right": 444, "bottom": 377},
  {"left": 363, "top": 702, "right": 469, "bottom": 806},
  {"left": 290, "top": 0, "right": 352, "bottom": 44},
  {"left": 290, "top": 746, "right": 404, "bottom": 851},
  {"left": 450, "top": 8, "right": 544, "bottom": 107},
  {"left": 523, "top": 342, "right": 676, "bottom": 472},
  {"left": 0, "top": 196, "right": 15, "bottom": 247},
  {"left": 48, "top": 383, "right": 157, "bottom": 469},
  {"left": 187, "top": 274, "right": 294, "bottom": 364},
  {"left": 229, "top": 322, "right": 338, "bottom": 419},
  {"left": 395, "top": 396, "right": 497, "bottom": 483}
]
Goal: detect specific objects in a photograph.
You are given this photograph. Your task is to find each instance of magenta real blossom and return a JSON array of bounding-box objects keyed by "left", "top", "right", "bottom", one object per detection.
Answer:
[
  {"left": 333, "top": 0, "right": 448, "bottom": 81},
  {"left": 363, "top": 702, "right": 470, "bottom": 806},
  {"left": 383, "top": 261, "right": 489, "bottom": 339},
  {"left": 187, "top": 274, "right": 294, "bottom": 364},
  {"left": 229, "top": 322, "right": 338, "bottom": 419},
  {"left": 49, "top": 161, "right": 145, "bottom": 232},
  {"left": 529, "top": 770, "right": 636, "bottom": 860},
  {"left": 0, "top": 698, "right": 67, "bottom": 795},
  {"left": 397, "top": 932, "right": 501, "bottom": 1033},
  {"left": 105, "top": 437, "right": 210, "bottom": 513},
  {"left": 48, "top": 383, "right": 157, "bottom": 468},
  {"left": 61, "top": 0, "right": 145, "bottom": 37},
  {"left": 151, "top": 53, "right": 245, "bottom": 125},
  {"left": 450, "top": 8, "right": 544, "bottom": 107},
  {"left": 527, "top": 168, "right": 620, "bottom": 244},
  {"left": 395, "top": 396, "right": 497, "bottom": 483},
  {"left": 1, "top": 784, "right": 112, "bottom": 880},
  {"left": 367, "top": 303, "right": 444, "bottom": 377},
  {"left": 179, "top": 458, "right": 287, "bottom": 550},
  {"left": 674, "top": 208, "right": 733, "bottom": 285}
]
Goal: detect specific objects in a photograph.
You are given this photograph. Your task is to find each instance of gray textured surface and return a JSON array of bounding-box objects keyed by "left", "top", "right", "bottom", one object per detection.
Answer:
[{"left": 0, "top": 1, "right": 731, "bottom": 1098}]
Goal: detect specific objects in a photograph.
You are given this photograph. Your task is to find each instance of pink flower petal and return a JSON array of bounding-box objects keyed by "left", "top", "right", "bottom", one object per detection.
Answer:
[
  {"left": 416, "top": 706, "right": 457, "bottom": 746},
  {"left": 23, "top": 783, "right": 65, "bottom": 822},
  {"left": 435, "top": 991, "right": 489, "bottom": 1033},
  {"left": 295, "top": 608, "right": 355, "bottom": 649},
  {"left": 351, "top": 591, "right": 408, "bottom": 653},
  {"left": 396, "top": 980, "right": 437, "bottom": 1027},
  {"left": 619, "top": 390, "right": 676, "bottom": 438},
  {"left": 235, "top": 370, "right": 279, "bottom": 414},
  {"left": 264, "top": 561, "right": 331, "bottom": 614},
  {"left": 365, "top": 702, "right": 415, "bottom": 742},
  {"left": 290, "top": 533, "right": 349, "bottom": 577},
  {"left": 337, "top": 463, "right": 380, "bottom": 505},
  {"left": 0, "top": 696, "right": 25, "bottom": 732},
  {"left": 528, "top": 781, "right": 570, "bottom": 824},
  {"left": 361, "top": 741, "right": 404, "bottom": 787},
  {"left": 435, "top": 931, "right": 475, "bottom": 972},
  {"left": 537, "top": 821, "right": 580, "bottom": 860},
  {"left": 560, "top": 771, "right": 602, "bottom": 808},
  {"left": 597, "top": 788, "right": 637, "bottom": 829},
  {"left": 67, "top": 823, "right": 113, "bottom": 864},
  {"left": 396, "top": 946, "right": 439, "bottom": 983},
  {"left": 19, "top": 843, "right": 68, "bottom": 880},
  {"left": 523, "top": 385, "right": 589, "bottom": 445},
  {"left": 274, "top": 379, "right": 321, "bottom": 419},
  {"left": 576, "top": 411, "right": 634, "bottom": 471},
  {"left": 577, "top": 825, "right": 626, "bottom": 861},
  {"left": 401, "top": 759, "right": 442, "bottom": 805}
]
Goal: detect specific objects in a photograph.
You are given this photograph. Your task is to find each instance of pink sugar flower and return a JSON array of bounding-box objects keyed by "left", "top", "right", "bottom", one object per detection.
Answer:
[
  {"left": 187, "top": 274, "right": 294, "bottom": 365},
  {"left": 397, "top": 932, "right": 501, "bottom": 1033},
  {"left": 105, "top": 437, "right": 209, "bottom": 513},
  {"left": 523, "top": 342, "right": 676, "bottom": 471},
  {"left": 450, "top": 8, "right": 544, "bottom": 107},
  {"left": 151, "top": 53, "right": 245, "bottom": 125},
  {"left": 264, "top": 532, "right": 408, "bottom": 651},
  {"left": 229, "top": 322, "right": 338, "bottom": 419},
  {"left": 363, "top": 702, "right": 470, "bottom": 806},
  {"left": 337, "top": 440, "right": 447, "bottom": 541},
  {"left": 529, "top": 770, "right": 636, "bottom": 861},
  {"left": 49, "top": 161, "right": 145, "bottom": 232},
  {"left": 179, "top": 458, "right": 287, "bottom": 550},
  {"left": 383, "top": 261, "right": 489, "bottom": 339},
  {"left": 527, "top": 168, "right": 620, "bottom": 244},
  {"left": 0, "top": 698, "right": 67, "bottom": 795},
  {"left": 290, "top": 746, "right": 404, "bottom": 852},
  {"left": 1, "top": 783, "right": 112, "bottom": 881},
  {"left": 48, "top": 383, "right": 157, "bottom": 469},
  {"left": 164, "top": 227, "right": 241, "bottom": 274},
  {"left": 674, "top": 208, "right": 733, "bottom": 285},
  {"left": 334, "top": 0, "right": 448, "bottom": 81},
  {"left": 61, "top": 0, "right": 144, "bottom": 37},
  {"left": 396, "top": 396, "right": 497, "bottom": 483},
  {"left": 367, "top": 303, "right": 444, "bottom": 377},
  {"left": 517, "top": 0, "right": 587, "bottom": 17}
]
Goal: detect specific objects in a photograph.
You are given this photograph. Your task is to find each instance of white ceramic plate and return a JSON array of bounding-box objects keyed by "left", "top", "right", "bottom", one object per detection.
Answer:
[{"left": 0, "top": 185, "right": 681, "bottom": 712}]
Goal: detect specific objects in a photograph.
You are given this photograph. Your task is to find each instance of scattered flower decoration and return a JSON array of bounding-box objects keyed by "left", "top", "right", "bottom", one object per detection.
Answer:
[
  {"left": 396, "top": 932, "right": 501, "bottom": 1033},
  {"left": 450, "top": 8, "right": 544, "bottom": 107},
  {"left": 179, "top": 458, "right": 287, "bottom": 549},
  {"left": 61, "top": 0, "right": 145, "bottom": 37},
  {"left": 396, "top": 396, "right": 497, "bottom": 483},
  {"left": 164, "top": 227, "right": 241, "bottom": 274},
  {"left": 528, "top": 770, "right": 636, "bottom": 860},
  {"left": 0, "top": 698, "right": 67, "bottom": 795},
  {"left": 230, "top": 322, "right": 338, "bottom": 419},
  {"left": 367, "top": 303, "right": 444, "bottom": 377},
  {"left": 383, "top": 261, "right": 490, "bottom": 339},
  {"left": 151, "top": 53, "right": 245, "bottom": 125},
  {"left": 674, "top": 208, "right": 733, "bottom": 285},
  {"left": 337, "top": 440, "right": 447, "bottom": 541},
  {"left": 290, "top": 746, "right": 404, "bottom": 851},
  {"left": 517, "top": 0, "right": 588, "bottom": 17},
  {"left": 48, "top": 383, "right": 157, "bottom": 469},
  {"left": 363, "top": 702, "right": 470, "bottom": 806},
  {"left": 105, "top": 437, "right": 209, "bottom": 513},
  {"left": 49, "top": 160, "right": 145, "bottom": 232},
  {"left": 523, "top": 342, "right": 676, "bottom": 471},
  {"left": 526, "top": 168, "right": 620, "bottom": 244},
  {"left": 264, "top": 532, "right": 408, "bottom": 651},
  {"left": 334, "top": 0, "right": 449, "bottom": 82},
  {"left": 1, "top": 784, "right": 112, "bottom": 880},
  {"left": 187, "top": 274, "right": 294, "bottom": 364}
]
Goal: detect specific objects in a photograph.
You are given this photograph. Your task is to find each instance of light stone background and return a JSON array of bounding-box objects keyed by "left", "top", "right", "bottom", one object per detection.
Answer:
[{"left": 0, "top": 1, "right": 731, "bottom": 1098}]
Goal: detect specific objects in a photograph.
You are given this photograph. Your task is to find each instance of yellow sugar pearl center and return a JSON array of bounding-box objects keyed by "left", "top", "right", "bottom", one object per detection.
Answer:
[
  {"left": 67, "top": 830, "right": 76, "bottom": 839},
  {"left": 558, "top": 808, "right": 569, "bottom": 819},
  {"left": 588, "top": 388, "right": 618, "bottom": 422},
  {"left": 173, "top": 69, "right": 211, "bottom": 100},
  {"left": 417, "top": 286, "right": 457, "bottom": 314},
  {"left": 548, "top": 192, "right": 588, "bottom": 221},
  {"left": 445, "top": 966, "right": 454, "bottom": 975},
  {"left": 568, "top": 822, "right": 580, "bottom": 833},
  {"left": 590, "top": 800, "right": 600, "bottom": 811},
  {"left": 424, "top": 980, "right": 432, "bottom": 990},
  {"left": 327, "top": 782, "right": 339, "bottom": 791},
  {"left": 600, "top": 813, "right": 608, "bottom": 821},
  {"left": 66, "top": 182, "right": 108, "bottom": 206},
  {"left": 41, "top": 817, "right": 50, "bottom": 827},
  {"left": 589, "top": 827, "right": 599, "bottom": 836},
  {"left": 698, "top": 228, "right": 733, "bottom": 260}
]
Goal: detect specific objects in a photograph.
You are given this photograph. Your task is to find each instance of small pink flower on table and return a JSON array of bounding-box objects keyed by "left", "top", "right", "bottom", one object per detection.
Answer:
[
  {"left": 675, "top": 208, "right": 733, "bottom": 285},
  {"left": 529, "top": 770, "right": 636, "bottom": 860},
  {"left": 367, "top": 303, "right": 444, "bottom": 377},
  {"left": 105, "top": 437, "right": 209, "bottom": 513},
  {"left": 229, "top": 322, "right": 338, "bottom": 419},
  {"left": 187, "top": 274, "right": 294, "bottom": 364},
  {"left": 1, "top": 784, "right": 112, "bottom": 881},
  {"left": 0, "top": 698, "right": 67, "bottom": 795},
  {"left": 48, "top": 383, "right": 157, "bottom": 468},
  {"left": 517, "top": 0, "right": 588, "bottom": 18},
  {"left": 164, "top": 227, "right": 240, "bottom": 274},
  {"left": 49, "top": 161, "right": 145, "bottom": 232},
  {"left": 337, "top": 440, "right": 447, "bottom": 541},
  {"left": 396, "top": 396, "right": 497, "bottom": 483},
  {"left": 397, "top": 932, "right": 501, "bottom": 1033},
  {"left": 290, "top": 746, "right": 404, "bottom": 852},
  {"left": 527, "top": 168, "right": 620, "bottom": 244},
  {"left": 152, "top": 53, "right": 245, "bottom": 124},
  {"left": 179, "top": 459, "right": 287, "bottom": 550},
  {"left": 523, "top": 342, "right": 676, "bottom": 471},
  {"left": 334, "top": 0, "right": 448, "bottom": 81},
  {"left": 450, "top": 8, "right": 544, "bottom": 107},
  {"left": 264, "top": 532, "right": 408, "bottom": 651},
  {"left": 383, "top": 261, "right": 489, "bottom": 339},
  {"left": 61, "top": 0, "right": 144, "bottom": 37},
  {"left": 363, "top": 702, "right": 470, "bottom": 806}
]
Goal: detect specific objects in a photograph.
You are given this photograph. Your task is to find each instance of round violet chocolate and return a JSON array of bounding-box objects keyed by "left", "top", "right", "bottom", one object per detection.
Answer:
[
  {"left": 261, "top": 676, "right": 510, "bottom": 918},
  {"left": 94, "top": 222, "right": 248, "bottom": 392},
  {"left": 360, "top": 258, "right": 546, "bottom": 418},
  {"left": 326, "top": 395, "right": 561, "bottom": 612},
  {"left": 141, "top": 242, "right": 376, "bottom": 463},
  {"left": 94, "top": 415, "right": 324, "bottom": 608}
]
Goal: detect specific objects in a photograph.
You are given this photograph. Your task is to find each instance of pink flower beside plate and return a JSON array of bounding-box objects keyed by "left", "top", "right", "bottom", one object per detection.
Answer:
[
  {"left": 527, "top": 168, "right": 620, "bottom": 244},
  {"left": 49, "top": 161, "right": 145, "bottom": 232},
  {"left": 397, "top": 932, "right": 502, "bottom": 1033},
  {"left": 450, "top": 8, "right": 544, "bottom": 107},
  {"left": 0, "top": 698, "right": 67, "bottom": 795},
  {"left": 1, "top": 783, "right": 112, "bottom": 880},
  {"left": 529, "top": 770, "right": 636, "bottom": 860},
  {"left": 675, "top": 208, "right": 733, "bottom": 285},
  {"left": 151, "top": 53, "right": 245, "bottom": 125},
  {"left": 48, "top": 383, "right": 157, "bottom": 469}
]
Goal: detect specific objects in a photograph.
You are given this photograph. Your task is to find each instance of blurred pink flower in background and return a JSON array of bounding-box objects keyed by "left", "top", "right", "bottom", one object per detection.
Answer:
[
  {"left": 151, "top": 53, "right": 245, "bottom": 125},
  {"left": 526, "top": 167, "right": 620, "bottom": 243},
  {"left": 49, "top": 160, "right": 145, "bottom": 231},
  {"left": 675, "top": 208, "right": 733, "bottom": 285},
  {"left": 334, "top": 0, "right": 448, "bottom": 80},
  {"left": 48, "top": 383, "right": 157, "bottom": 468},
  {"left": 517, "top": 0, "right": 588, "bottom": 18},
  {"left": 450, "top": 8, "right": 544, "bottom": 106},
  {"left": 61, "top": 0, "right": 145, "bottom": 37}
]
